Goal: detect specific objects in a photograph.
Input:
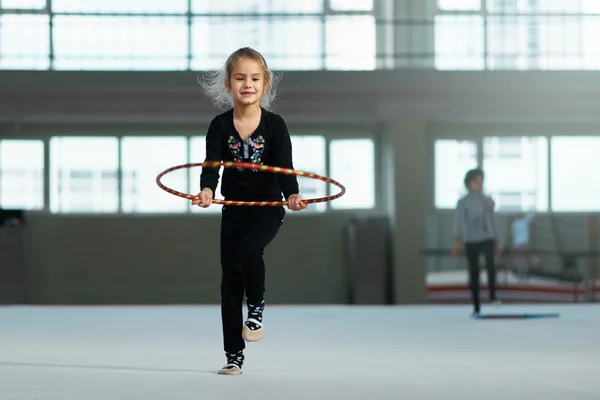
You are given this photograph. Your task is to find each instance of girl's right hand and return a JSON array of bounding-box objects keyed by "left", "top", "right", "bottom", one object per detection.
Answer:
[{"left": 192, "top": 188, "right": 213, "bottom": 208}]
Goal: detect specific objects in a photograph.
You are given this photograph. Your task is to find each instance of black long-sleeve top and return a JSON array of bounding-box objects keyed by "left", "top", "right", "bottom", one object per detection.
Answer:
[{"left": 200, "top": 108, "right": 300, "bottom": 202}]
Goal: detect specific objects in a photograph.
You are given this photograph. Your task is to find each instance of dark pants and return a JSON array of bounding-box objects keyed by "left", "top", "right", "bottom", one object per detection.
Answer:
[
  {"left": 220, "top": 206, "right": 284, "bottom": 353},
  {"left": 465, "top": 239, "right": 497, "bottom": 313}
]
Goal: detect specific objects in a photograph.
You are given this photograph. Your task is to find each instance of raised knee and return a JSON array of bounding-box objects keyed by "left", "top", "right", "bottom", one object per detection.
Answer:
[{"left": 239, "top": 242, "right": 263, "bottom": 260}]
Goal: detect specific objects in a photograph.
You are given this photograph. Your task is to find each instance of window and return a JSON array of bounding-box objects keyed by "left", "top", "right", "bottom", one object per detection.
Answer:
[
  {"left": 486, "top": 16, "right": 530, "bottom": 70},
  {"left": 535, "top": 16, "right": 583, "bottom": 70},
  {"left": 190, "top": 0, "right": 324, "bottom": 71},
  {"left": 291, "top": 136, "right": 327, "bottom": 212},
  {"left": 434, "top": 15, "right": 484, "bottom": 70},
  {"left": 329, "top": 138, "right": 375, "bottom": 210},
  {"left": 325, "top": 16, "right": 376, "bottom": 70},
  {"left": 52, "top": 0, "right": 188, "bottom": 13},
  {"left": 438, "top": 0, "right": 481, "bottom": 11},
  {"left": 189, "top": 136, "right": 222, "bottom": 214},
  {"left": 486, "top": 0, "right": 600, "bottom": 13},
  {"left": 0, "top": 140, "right": 44, "bottom": 210},
  {"left": 434, "top": 139, "right": 478, "bottom": 209},
  {"left": 485, "top": 0, "right": 518, "bottom": 13},
  {"left": 2, "top": 0, "right": 377, "bottom": 72},
  {"left": 191, "top": 16, "right": 322, "bottom": 71},
  {"left": 0, "top": 14, "right": 50, "bottom": 70},
  {"left": 582, "top": 17, "right": 600, "bottom": 70},
  {"left": 434, "top": 0, "right": 600, "bottom": 71},
  {"left": 121, "top": 137, "right": 188, "bottom": 213},
  {"left": 52, "top": 16, "right": 188, "bottom": 70},
  {"left": 329, "top": 0, "right": 373, "bottom": 12},
  {"left": 50, "top": 137, "right": 119, "bottom": 213},
  {"left": 482, "top": 136, "right": 548, "bottom": 212},
  {"left": 494, "top": 192, "right": 521, "bottom": 211},
  {"left": 192, "top": 0, "right": 322, "bottom": 13},
  {"left": 484, "top": 14, "right": 587, "bottom": 70},
  {"left": 2, "top": 0, "right": 46, "bottom": 8},
  {"left": 550, "top": 136, "right": 600, "bottom": 212}
]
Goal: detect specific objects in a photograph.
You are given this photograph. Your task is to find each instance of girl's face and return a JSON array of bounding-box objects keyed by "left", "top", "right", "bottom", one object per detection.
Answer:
[
  {"left": 468, "top": 175, "right": 483, "bottom": 192},
  {"left": 226, "top": 57, "right": 266, "bottom": 108}
]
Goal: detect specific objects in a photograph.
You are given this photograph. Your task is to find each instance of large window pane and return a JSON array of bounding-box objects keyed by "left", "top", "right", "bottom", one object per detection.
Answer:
[
  {"left": 486, "top": 0, "right": 517, "bottom": 12},
  {"left": 581, "top": 0, "right": 600, "bottom": 13},
  {"left": 50, "top": 137, "right": 119, "bottom": 213},
  {"left": 434, "top": 15, "right": 484, "bottom": 70},
  {"left": 482, "top": 136, "right": 548, "bottom": 212},
  {"left": 52, "top": 0, "right": 188, "bottom": 13},
  {"left": 536, "top": 17, "right": 583, "bottom": 70},
  {"left": 434, "top": 139, "right": 478, "bottom": 209},
  {"left": 2, "top": 0, "right": 46, "bottom": 8},
  {"left": 0, "top": 15, "right": 49, "bottom": 70},
  {"left": 121, "top": 137, "right": 188, "bottom": 213},
  {"left": 329, "top": 138, "right": 375, "bottom": 210},
  {"left": 325, "top": 16, "right": 376, "bottom": 70},
  {"left": 487, "top": 16, "right": 531, "bottom": 70},
  {"left": 0, "top": 140, "right": 44, "bottom": 210},
  {"left": 487, "top": 0, "right": 600, "bottom": 13},
  {"left": 438, "top": 0, "right": 480, "bottom": 11},
  {"left": 551, "top": 137, "right": 600, "bottom": 212},
  {"left": 191, "top": 16, "right": 322, "bottom": 71},
  {"left": 189, "top": 136, "right": 222, "bottom": 214},
  {"left": 53, "top": 16, "right": 188, "bottom": 70},
  {"left": 485, "top": 12, "right": 600, "bottom": 70},
  {"left": 191, "top": 0, "right": 322, "bottom": 14},
  {"left": 329, "top": 0, "right": 373, "bottom": 12},
  {"left": 582, "top": 17, "right": 600, "bottom": 70},
  {"left": 291, "top": 136, "right": 327, "bottom": 213}
]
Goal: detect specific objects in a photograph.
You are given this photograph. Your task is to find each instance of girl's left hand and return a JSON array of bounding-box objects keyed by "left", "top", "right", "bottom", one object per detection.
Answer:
[{"left": 287, "top": 194, "right": 307, "bottom": 211}]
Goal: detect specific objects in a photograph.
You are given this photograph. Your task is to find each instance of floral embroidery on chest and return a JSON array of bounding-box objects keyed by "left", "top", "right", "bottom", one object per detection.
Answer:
[{"left": 227, "top": 134, "right": 265, "bottom": 172}]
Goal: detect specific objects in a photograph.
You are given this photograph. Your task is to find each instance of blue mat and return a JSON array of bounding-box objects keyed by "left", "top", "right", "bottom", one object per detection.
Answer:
[{"left": 474, "top": 312, "right": 560, "bottom": 319}]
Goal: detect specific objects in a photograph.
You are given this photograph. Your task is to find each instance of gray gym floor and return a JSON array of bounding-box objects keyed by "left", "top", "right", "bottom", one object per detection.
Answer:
[{"left": 1, "top": 303, "right": 598, "bottom": 399}]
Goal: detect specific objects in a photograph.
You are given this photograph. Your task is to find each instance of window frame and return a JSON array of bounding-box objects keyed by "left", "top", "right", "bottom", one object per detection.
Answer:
[
  {"left": 0, "top": 127, "right": 381, "bottom": 216},
  {"left": 308, "top": 129, "right": 382, "bottom": 216},
  {"left": 481, "top": 135, "right": 550, "bottom": 213},
  {"left": 434, "top": 0, "right": 600, "bottom": 71},
  {"left": 5, "top": 0, "right": 600, "bottom": 72},
  {"left": 49, "top": 135, "right": 121, "bottom": 214},
  {"left": 0, "top": 1, "right": 377, "bottom": 72},
  {"left": 428, "top": 122, "right": 600, "bottom": 216},
  {"left": 549, "top": 135, "right": 600, "bottom": 213},
  {"left": 0, "top": 138, "right": 46, "bottom": 211},
  {"left": 431, "top": 137, "right": 479, "bottom": 211}
]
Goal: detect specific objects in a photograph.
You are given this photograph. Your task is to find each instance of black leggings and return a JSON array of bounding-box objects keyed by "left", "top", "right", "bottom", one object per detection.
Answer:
[
  {"left": 465, "top": 239, "right": 497, "bottom": 313},
  {"left": 220, "top": 206, "right": 284, "bottom": 353}
]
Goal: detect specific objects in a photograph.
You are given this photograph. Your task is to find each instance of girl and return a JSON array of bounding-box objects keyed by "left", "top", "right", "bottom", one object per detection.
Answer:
[
  {"left": 192, "top": 47, "right": 307, "bottom": 375},
  {"left": 451, "top": 168, "right": 500, "bottom": 316}
]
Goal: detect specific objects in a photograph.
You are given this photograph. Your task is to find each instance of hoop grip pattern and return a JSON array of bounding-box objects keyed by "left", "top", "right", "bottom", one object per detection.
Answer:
[{"left": 156, "top": 161, "right": 346, "bottom": 207}]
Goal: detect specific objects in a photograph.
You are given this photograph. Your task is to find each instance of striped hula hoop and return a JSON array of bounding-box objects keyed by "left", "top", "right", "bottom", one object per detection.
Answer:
[{"left": 156, "top": 161, "right": 346, "bottom": 207}]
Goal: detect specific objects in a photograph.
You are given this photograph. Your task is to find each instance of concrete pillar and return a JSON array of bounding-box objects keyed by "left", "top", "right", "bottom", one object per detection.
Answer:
[{"left": 382, "top": 121, "right": 428, "bottom": 304}]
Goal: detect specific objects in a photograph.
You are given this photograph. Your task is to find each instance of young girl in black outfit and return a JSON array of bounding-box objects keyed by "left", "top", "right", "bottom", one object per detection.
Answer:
[{"left": 192, "top": 47, "right": 307, "bottom": 375}]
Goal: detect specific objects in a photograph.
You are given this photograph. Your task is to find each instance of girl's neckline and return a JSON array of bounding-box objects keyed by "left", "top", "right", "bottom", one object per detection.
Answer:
[{"left": 232, "top": 107, "right": 264, "bottom": 141}]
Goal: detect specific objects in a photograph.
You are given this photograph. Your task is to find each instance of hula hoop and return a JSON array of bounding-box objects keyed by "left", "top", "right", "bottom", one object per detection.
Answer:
[{"left": 156, "top": 161, "right": 346, "bottom": 207}]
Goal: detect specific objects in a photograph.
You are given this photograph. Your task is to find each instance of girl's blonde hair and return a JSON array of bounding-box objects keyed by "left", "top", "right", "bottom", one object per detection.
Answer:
[{"left": 198, "top": 47, "right": 281, "bottom": 111}]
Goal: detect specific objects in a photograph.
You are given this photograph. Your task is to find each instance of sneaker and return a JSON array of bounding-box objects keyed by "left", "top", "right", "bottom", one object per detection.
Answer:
[
  {"left": 218, "top": 350, "right": 244, "bottom": 375},
  {"left": 242, "top": 300, "right": 264, "bottom": 342}
]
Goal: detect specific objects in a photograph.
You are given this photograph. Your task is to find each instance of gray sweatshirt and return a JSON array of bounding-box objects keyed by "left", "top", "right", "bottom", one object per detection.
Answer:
[{"left": 453, "top": 191, "right": 498, "bottom": 244}]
